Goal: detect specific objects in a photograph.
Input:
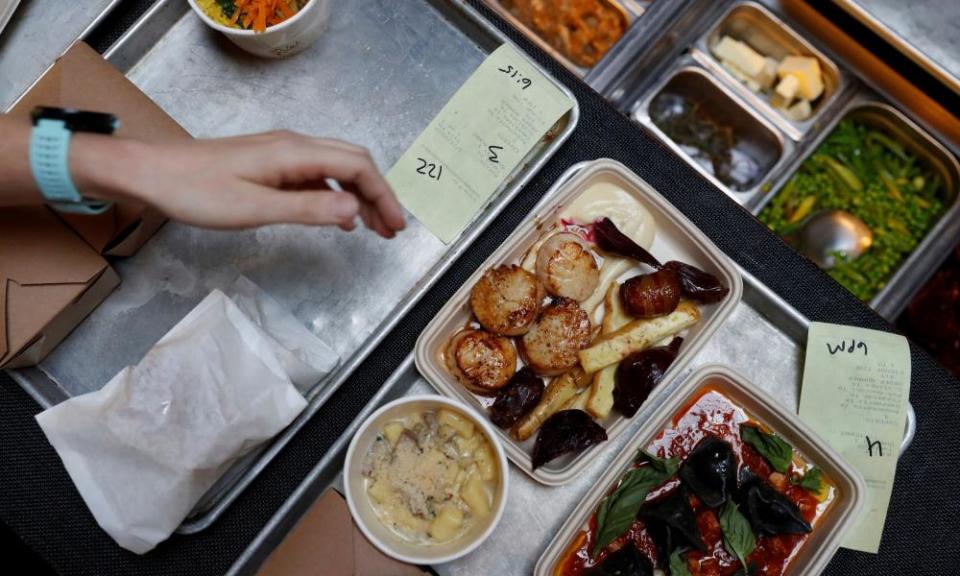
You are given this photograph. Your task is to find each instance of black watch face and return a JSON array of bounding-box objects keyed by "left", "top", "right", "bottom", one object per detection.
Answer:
[{"left": 31, "top": 106, "right": 118, "bottom": 135}]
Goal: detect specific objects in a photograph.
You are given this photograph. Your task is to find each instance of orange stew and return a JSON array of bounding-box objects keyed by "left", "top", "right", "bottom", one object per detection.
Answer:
[
  {"left": 500, "top": 0, "right": 629, "bottom": 68},
  {"left": 555, "top": 389, "right": 834, "bottom": 576}
]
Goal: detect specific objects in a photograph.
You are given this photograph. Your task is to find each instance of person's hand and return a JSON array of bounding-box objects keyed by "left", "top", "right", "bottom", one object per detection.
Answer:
[{"left": 73, "top": 130, "right": 406, "bottom": 237}]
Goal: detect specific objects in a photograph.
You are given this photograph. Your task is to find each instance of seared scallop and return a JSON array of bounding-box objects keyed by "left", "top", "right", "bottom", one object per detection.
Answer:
[
  {"left": 519, "top": 298, "right": 592, "bottom": 376},
  {"left": 535, "top": 232, "right": 600, "bottom": 302},
  {"left": 445, "top": 329, "right": 517, "bottom": 396},
  {"left": 470, "top": 265, "right": 544, "bottom": 336}
]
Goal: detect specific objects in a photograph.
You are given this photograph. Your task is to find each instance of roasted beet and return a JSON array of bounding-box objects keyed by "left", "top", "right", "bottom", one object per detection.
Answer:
[
  {"left": 663, "top": 261, "right": 729, "bottom": 304},
  {"left": 613, "top": 338, "right": 683, "bottom": 417},
  {"left": 678, "top": 435, "right": 737, "bottom": 508},
  {"left": 531, "top": 410, "right": 607, "bottom": 469},
  {"left": 584, "top": 543, "right": 653, "bottom": 576},
  {"left": 740, "top": 475, "right": 812, "bottom": 536},
  {"left": 489, "top": 368, "right": 545, "bottom": 429},
  {"left": 620, "top": 270, "right": 682, "bottom": 318},
  {"left": 594, "top": 217, "right": 662, "bottom": 269}
]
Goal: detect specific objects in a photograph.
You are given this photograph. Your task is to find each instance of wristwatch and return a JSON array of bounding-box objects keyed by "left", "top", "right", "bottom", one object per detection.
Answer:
[{"left": 29, "top": 106, "right": 120, "bottom": 215}]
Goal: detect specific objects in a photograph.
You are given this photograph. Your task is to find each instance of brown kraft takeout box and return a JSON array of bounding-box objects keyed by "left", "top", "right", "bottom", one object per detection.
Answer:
[
  {"left": 255, "top": 489, "right": 428, "bottom": 576},
  {"left": 0, "top": 207, "right": 120, "bottom": 368},
  {"left": 8, "top": 41, "right": 191, "bottom": 256},
  {"left": 2, "top": 41, "right": 190, "bottom": 368}
]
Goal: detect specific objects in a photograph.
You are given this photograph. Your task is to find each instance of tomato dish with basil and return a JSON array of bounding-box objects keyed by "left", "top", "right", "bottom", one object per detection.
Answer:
[{"left": 555, "top": 388, "right": 834, "bottom": 576}]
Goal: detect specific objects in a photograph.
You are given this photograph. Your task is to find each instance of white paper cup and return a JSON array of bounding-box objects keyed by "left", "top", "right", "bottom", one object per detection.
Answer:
[
  {"left": 187, "top": 0, "right": 332, "bottom": 58},
  {"left": 344, "top": 395, "right": 509, "bottom": 565}
]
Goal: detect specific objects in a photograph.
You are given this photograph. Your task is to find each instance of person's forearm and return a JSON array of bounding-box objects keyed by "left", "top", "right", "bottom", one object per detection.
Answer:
[
  {"left": 0, "top": 115, "right": 43, "bottom": 206},
  {"left": 0, "top": 114, "right": 141, "bottom": 208},
  {"left": 0, "top": 113, "right": 404, "bottom": 234}
]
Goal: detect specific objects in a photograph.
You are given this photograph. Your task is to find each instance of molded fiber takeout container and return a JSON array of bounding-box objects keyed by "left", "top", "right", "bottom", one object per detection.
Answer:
[
  {"left": 534, "top": 364, "right": 867, "bottom": 576},
  {"left": 415, "top": 159, "right": 743, "bottom": 485}
]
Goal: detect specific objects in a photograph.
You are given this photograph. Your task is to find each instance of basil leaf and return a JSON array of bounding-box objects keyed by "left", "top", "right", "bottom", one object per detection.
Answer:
[
  {"left": 790, "top": 466, "right": 823, "bottom": 492},
  {"left": 719, "top": 501, "right": 756, "bottom": 569},
  {"left": 591, "top": 466, "right": 669, "bottom": 558},
  {"left": 741, "top": 425, "right": 793, "bottom": 473},
  {"left": 669, "top": 548, "right": 693, "bottom": 576},
  {"left": 636, "top": 449, "right": 680, "bottom": 477}
]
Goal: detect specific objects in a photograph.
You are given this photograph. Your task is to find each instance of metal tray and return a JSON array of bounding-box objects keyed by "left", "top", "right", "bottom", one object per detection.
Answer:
[
  {"left": 415, "top": 159, "right": 743, "bottom": 485},
  {"left": 691, "top": 1, "right": 846, "bottom": 140},
  {"left": 598, "top": 0, "right": 960, "bottom": 320},
  {"left": 0, "top": 0, "right": 121, "bottom": 111},
  {"left": 632, "top": 60, "right": 794, "bottom": 208},
  {"left": 225, "top": 265, "right": 917, "bottom": 576},
  {"left": 535, "top": 364, "right": 867, "bottom": 576},
  {"left": 6, "top": 0, "right": 578, "bottom": 533},
  {"left": 481, "top": 0, "right": 650, "bottom": 77}
]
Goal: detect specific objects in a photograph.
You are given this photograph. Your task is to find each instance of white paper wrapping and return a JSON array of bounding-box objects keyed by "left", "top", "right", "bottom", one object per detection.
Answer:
[
  {"left": 36, "top": 288, "right": 311, "bottom": 554},
  {"left": 226, "top": 275, "right": 339, "bottom": 392}
]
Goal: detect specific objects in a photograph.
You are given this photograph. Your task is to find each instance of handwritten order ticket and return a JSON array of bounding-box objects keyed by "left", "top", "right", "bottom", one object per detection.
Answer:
[
  {"left": 798, "top": 322, "right": 911, "bottom": 553},
  {"left": 387, "top": 44, "right": 573, "bottom": 244}
]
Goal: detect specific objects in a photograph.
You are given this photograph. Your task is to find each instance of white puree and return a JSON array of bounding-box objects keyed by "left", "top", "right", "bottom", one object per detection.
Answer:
[{"left": 559, "top": 181, "right": 657, "bottom": 249}]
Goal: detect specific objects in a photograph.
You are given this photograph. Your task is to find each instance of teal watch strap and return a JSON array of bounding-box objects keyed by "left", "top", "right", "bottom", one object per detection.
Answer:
[{"left": 30, "top": 118, "right": 111, "bottom": 215}]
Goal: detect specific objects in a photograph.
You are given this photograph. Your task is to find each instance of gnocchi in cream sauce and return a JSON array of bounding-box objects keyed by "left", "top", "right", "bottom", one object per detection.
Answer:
[{"left": 361, "top": 409, "right": 499, "bottom": 544}]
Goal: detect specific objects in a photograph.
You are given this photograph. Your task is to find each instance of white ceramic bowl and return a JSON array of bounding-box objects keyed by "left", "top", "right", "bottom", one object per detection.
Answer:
[
  {"left": 344, "top": 395, "right": 509, "bottom": 565},
  {"left": 187, "top": 0, "right": 332, "bottom": 58}
]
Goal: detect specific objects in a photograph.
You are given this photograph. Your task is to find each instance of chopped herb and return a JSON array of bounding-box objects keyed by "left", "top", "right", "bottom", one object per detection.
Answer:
[
  {"left": 592, "top": 464, "right": 673, "bottom": 558},
  {"left": 636, "top": 449, "right": 680, "bottom": 477},
  {"left": 719, "top": 501, "right": 756, "bottom": 570},
  {"left": 216, "top": 0, "right": 236, "bottom": 18},
  {"left": 669, "top": 548, "right": 693, "bottom": 576},
  {"left": 790, "top": 466, "right": 824, "bottom": 493},
  {"left": 741, "top": 424, "right": 793, "bottom": 473}
]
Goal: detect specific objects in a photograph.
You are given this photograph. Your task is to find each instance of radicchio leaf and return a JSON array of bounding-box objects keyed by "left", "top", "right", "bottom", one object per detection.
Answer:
[
  {"left": 594, "top": 217, "right": 662, "bottom": 269},
  {"left": 663, "top": 261, "right": 730, "bottom": 304}
]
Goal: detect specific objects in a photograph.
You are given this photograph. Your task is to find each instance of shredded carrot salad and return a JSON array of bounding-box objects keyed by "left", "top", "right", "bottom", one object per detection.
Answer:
[{"left": 200, "top": 0, "right": 308, "bottom": 32}]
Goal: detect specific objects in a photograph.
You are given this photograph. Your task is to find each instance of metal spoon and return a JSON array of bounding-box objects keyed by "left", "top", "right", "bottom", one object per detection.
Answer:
[{"left": 793, "top": 210, "right": 873, "bottom": 269}]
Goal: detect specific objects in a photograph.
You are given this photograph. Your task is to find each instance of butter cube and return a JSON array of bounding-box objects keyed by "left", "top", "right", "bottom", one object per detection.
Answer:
[
  {"left": 721, "top": 59, "right": 751, "bottom": 83},
  {"left": 757, "top": 57, "right": 779, "bottom": 90},
  {"left": 784, "top": 99, "right": 813, "bottom": 121},
  {"left": 774, "top": 74, "right": 799, "bottom": 106},
  {"left": 713, "top": 36, "right": 766, "bottom": 77},
  {"left": 777, "top": 55, "right": 824, "bottom": 100}
]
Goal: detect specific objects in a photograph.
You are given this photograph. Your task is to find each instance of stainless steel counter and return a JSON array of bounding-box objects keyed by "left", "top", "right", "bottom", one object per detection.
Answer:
[
  {"left": 14, "top": 0, "right": 577, "bottom": 533},
  {"left": 0, "top": 0, "right": 118, "bottom": 111}
]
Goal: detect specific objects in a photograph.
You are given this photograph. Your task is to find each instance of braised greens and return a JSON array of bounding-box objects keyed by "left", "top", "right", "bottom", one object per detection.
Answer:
[{"left": 759, "top": 118, "right": 945, "bottom": 300}]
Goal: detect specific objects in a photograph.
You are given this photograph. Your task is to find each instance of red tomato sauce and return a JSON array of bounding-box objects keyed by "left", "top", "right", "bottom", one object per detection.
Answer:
[{"left": 555, "top": 389, "right": 833, "bottom": 576}]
